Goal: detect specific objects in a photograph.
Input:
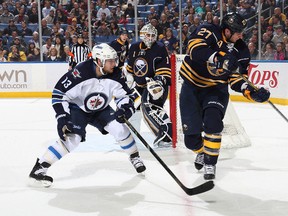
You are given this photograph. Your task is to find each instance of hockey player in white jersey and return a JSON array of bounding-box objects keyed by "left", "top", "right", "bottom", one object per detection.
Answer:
[{"left": 29, "top": 43, "right": 146, "bottom": 187}]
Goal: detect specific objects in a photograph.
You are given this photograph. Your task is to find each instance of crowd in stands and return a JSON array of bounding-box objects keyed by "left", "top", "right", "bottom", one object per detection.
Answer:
[{"left": 0, "top": 0, "right": 288, "bottom": 62}]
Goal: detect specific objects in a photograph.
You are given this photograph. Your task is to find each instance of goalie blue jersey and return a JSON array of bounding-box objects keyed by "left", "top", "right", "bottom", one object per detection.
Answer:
[
  {"left": 52, "top": 59, "right": 131, "bottom": 116},
  {"left": 126, "top": 41, "right": 171, "bottom": 87},
  {"left": 180, "top": 23, "right": 251, "bottom": 93}
]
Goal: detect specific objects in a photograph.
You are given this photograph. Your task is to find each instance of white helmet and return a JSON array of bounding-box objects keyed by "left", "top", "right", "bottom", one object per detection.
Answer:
[
  {"left": 92, "top": 43, "right": 118, "bottom": 67},
  {"left": 140, "top": 23, "right": 158, "bottom": 48}
]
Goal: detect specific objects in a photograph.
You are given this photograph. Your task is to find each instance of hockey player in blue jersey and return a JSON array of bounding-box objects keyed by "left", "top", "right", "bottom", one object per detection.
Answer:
[
  {"left": 29, "top": 43, "right": 146, "bottom": 187},
  {"left": 179, "top": 12, "right": 270, "bottom": 180},
  {"left": 126, "top": 23, "right": 172, "bottom": 147}
]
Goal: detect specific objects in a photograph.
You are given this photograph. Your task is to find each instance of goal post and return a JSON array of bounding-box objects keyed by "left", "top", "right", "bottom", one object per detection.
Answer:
[{"left": 169, "top": 53, "right": 251, "bottom": 149}]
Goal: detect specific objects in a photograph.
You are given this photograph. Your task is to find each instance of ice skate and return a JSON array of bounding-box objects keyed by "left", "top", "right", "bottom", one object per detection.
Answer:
[
  {"left": 130, "top": 152, "right": 146, "bottom": 173},
  {"left": 29, "top": 158, "right": 53, "bottom": 187},
  {"left": 194, "top": 152, "right": 204, "bottom": 170},
  {"left": 204, "top": 164, "right": 216, "bottom": 180}
]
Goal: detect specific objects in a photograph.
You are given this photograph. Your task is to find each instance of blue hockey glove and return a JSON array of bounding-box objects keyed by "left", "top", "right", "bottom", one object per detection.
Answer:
[
  {"left": 115, "top": 103, "right": 135, "bottom": 123},
  {"left": 215, "top": 52, "right": 239, "bottom": 74},
  {"left": 242, "top": 84, "right": 270, "bottom": 103},
  {"left": 56, "top": 113, "right": 74, "bottom": 141}
]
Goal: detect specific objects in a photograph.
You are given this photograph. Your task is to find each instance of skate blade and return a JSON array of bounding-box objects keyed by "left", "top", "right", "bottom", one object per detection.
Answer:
[{"left": 28, "top": 178, "right": 52, "bottom": 188}]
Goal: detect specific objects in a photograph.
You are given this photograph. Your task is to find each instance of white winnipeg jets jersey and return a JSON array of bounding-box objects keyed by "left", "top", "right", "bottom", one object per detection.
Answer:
[{"left": 52, "top": 59, "right": 130, "bottom": 115}]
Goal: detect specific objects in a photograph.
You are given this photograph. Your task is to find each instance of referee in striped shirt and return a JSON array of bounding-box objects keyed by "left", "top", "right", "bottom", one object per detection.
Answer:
[{"left": 69, "top": 34, "right": 91, "bottom": 70}]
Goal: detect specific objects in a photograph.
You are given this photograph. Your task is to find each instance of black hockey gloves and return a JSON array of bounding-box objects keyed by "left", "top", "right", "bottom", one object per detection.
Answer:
[
  {"left": 146, "top": 76, "right": 166, "bottom": 100},
  {"left": 242, "top": 84, "right": 270, "bottom": 103},
  {"left": 215, "top": 51, "right": 239, "bottom": 74},
  {"left": 115, "top": 103, "right": 135, "bottom": 123},
  {"left": 56, "top": 113, "right": 74, "bottom": 141}
]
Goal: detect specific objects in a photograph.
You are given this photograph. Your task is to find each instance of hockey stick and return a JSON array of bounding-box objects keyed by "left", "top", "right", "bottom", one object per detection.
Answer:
[
  {"left": 236, "top": 70, "right": 288, "bottom": 123},
  {"left": 124, "top": 118, "right": 214, "bottom": 196}
]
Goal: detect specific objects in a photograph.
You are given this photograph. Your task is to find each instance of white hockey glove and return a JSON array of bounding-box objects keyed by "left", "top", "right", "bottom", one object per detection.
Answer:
[{"left": 146, "top": 77, "right": 164, "bottom": 100}]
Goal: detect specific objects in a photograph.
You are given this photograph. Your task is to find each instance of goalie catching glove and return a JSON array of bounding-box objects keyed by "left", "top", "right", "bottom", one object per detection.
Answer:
[
  {"left": 56, "top": 113, "right": 74, "bottom": 141},
  {"left": 115, "top": 103, "right": 135, "bottom": 123},
  {"left": 146, "top": 76, "right": 166, "bottom": 100},
  {"left": 242, "top": 83, "right": 270, "bottom": 103},
  {"left": 214, "top": 51, "right": 239, "bottom": 75}
]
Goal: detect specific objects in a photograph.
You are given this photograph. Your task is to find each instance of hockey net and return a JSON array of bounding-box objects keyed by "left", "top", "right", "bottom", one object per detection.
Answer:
[{"left": 169, "top": 54, "right": 251, "bottom": 149}]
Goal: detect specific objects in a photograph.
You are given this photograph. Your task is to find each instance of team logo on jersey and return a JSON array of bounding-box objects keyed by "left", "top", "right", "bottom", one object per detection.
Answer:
[
  {"left": 84, "top": 93, "right": 108, "bottom": 112},
  {"left": 71, "top": 68, "right": 81, "bottom": 79},
  {"left": 133, "top": 57, "right": 148, "bottom": 77}
]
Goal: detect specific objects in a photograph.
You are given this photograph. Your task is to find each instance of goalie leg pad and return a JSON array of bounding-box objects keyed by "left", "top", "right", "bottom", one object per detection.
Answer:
[{"left": 141, "top": 93, "right": 172, "bottom": 145}]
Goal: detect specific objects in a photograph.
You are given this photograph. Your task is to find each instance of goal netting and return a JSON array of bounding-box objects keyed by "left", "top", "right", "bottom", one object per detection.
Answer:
[{"left": 169, "top": 54, "right": 251, "bottom": 149}]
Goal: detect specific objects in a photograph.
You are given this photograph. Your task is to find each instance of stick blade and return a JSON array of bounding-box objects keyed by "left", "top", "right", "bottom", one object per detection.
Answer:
[{"left": 185, "top": 181, "right": 214, "bottom": 196}]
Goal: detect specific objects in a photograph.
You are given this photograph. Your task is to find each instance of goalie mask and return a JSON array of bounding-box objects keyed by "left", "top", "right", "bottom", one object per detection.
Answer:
[
  {"left": 92, "top": 43, "right": 119, "bottom": 74},
  {"left": 140, "top": 24, "right": 158, "bottom": 48}
]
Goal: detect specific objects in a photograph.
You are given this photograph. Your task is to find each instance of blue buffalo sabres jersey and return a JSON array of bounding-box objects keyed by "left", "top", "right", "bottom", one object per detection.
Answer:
[
  {"left": 109, "top": 38, "right": 129, "bottom": 69},
  {"left": 52, "top": 59, "right": 131, "bottom": 116},
  {"left": 126, "top": 41, "right": 171, "bottom": 87},
  {"left": 180, "top": 23, "right": 250, "bottom": 92}
]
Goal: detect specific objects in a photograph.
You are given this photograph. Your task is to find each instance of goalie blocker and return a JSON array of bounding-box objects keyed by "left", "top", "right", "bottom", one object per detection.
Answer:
[{"left": 130, "top": 86, "right": 172, "bottom": 146}]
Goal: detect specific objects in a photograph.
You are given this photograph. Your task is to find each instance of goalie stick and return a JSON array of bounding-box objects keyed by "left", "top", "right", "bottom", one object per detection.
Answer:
[
  {"left": 124, "top": 118, "right": 214, "bottom": 196},
  {"left": 235, "top": 69, "right": 288, "bottom": 123}
]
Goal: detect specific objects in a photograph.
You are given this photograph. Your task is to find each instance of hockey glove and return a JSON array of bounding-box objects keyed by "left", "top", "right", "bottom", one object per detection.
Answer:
[
  {"left": 56, "top": 113, "right": 74, "bottom": 141},
  {"left": 115, "top": 103, "right": 135, "bottom": 123},
  {"left": 242, "top": 84, "right": 270, "bottom": 103},
  {"left": 146, "top": 76, "right": 165, "bottom": 100},
  {"left": 215, "top": 52, "right": 239, "bottom": 75}
]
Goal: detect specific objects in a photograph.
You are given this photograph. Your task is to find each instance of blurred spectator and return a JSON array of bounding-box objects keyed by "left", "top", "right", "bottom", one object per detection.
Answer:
[
  {"left": 54, "top": 9, "right": 68, "bottom": 24},
  {"left": 7, "top": 45, "right": 27, "bottom": 62},
  {"left": 271, "top": 25, "right": 287, "bottom": 44},
  {"left": 78, "top": 8, "right": 87, "bottom": 26},
  {"left": 14, "top": 7, "right": 29, "bottom": 24},
  {"left": 270, "top": 14, "right": 285, "bottom": 28},
  {"left": 159, "top": 14, "right": 171, "bottom": 34},
  {"left": 3, "top": 19, "right": 19, "bottom": 36},
  {"left": 45, "top": 47, "right": 61, "bottom": 61},
  {"left": 110, "top": 21, "right": 120, "bottom": 36},
  {"left": 42, "top": 37, "right": 54, "bottom": 58},
  {"left": 69, "top": 2, "right": 80, "bottom": 17},
  {"left": 27, "top": 47, "right": 41, "bottom": 61},
  {"left": 0, "top": 48, "right": 7, "bottom": 62},
  {"left": 97, "top": 2, "right": 111, "bottom": 19},
  {"left": 26, "top": 40, "right": 36, "bottom": 57},
  {"left": 115, "top": 5, "right": 123, "bottom": 19},
  {"left": 268, "top": 7, "right": 286, "bottom": 25},
  {"left": 36, "top": 19, "right": 53, "bottom": 36},
  {"left": 19, "top": 21, "right": 33, "bottom": 37},
  {"left": 44, "top": 9, "right": 55, "bottom": 24},
  {"left": 177, "top": 30, "right": 189, "bottom": 54},
  {"left": 227, "top": 0, "right": 237, "bottom": 13},
  {"left": 54, "top": 35, "right": 65, "bottom": 60},
  {"left": 188, "top": 15, "right": 202, "bottom": 35},
  {"left": 70, "top": 17, "right": 82, "bottom": 35},
  {"left": 27, "top": 6, "right": 38, "bottom": 24},
  {"left": 12, "top": 1, "right": 22, "bottom": 16},
  {"left": 63, "top": 45, "right": 72, "bottom": 62},
  {"left": 248, "top": 42, "right": 259, "bottom": 59},
  {"left": 237, "top": 0, "right": 256, "bottom": 28},
  {"left": 261, "top": 32, "right": 272, "bottom": 53},
  {"left": 203, "top": 11, "right": 213, "bottom": 24},
  {"left": 285, "top": 43, "right": 288, "bottom": 59},
  {"left": 124, "top": 3, "right": 135, "bottom": 18},
  {"left": 262, "top": 42, "right": 276, "bottom": 60},
  {"left": 63, "top": 31, "right": 73, "bottom": 47},
  {"left": 160, "top": 28, "right": 178, "bottom": 55},
  {"left": 284, "top": 18, "right": 288, "bottom": 34},
  {"left": 261, "top": 0, "right": 276, "bottom": 19},
  {"left": 10, "top": 36, "right": 26, "bottom": 53},
  {"left": 118, "top": 14, "right": 128, "bottom": 25},
  {"left": 148, "top": 7, "right": 159, "bottom": 20},
  {"left": 151, "top": 19, "right": 163, "bottom": 36},
  {"left": 42, "top": 0, "right": 56, "bottom": 18},
  {"left": 0, "top": 38, "right": 8, "bottom": 57},
  {"left": 0, "top": 8, "right": 15, "bottom": 23},
  {"left": 213, "top": 15, "right": 220, "bottom": 26},
  {"left": 195, "top": 0, "right": 206, "bottom": 18},
  {"left": 31, "top": 31, "right": 41, "bottom": 48},
  {"left": 274, "top": 42, "right": 285, "bottom": 60},
  {"left": 107, "top": 7, "right": 119, "bottom": 23},
  {"left": 96, "top": 22, "right": 111, "bottom": 36}
]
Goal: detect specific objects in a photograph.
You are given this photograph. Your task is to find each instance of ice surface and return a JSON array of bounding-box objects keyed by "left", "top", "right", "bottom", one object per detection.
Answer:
[{"left": 0, "top": 99, "right": 288, "bottom": 216}]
